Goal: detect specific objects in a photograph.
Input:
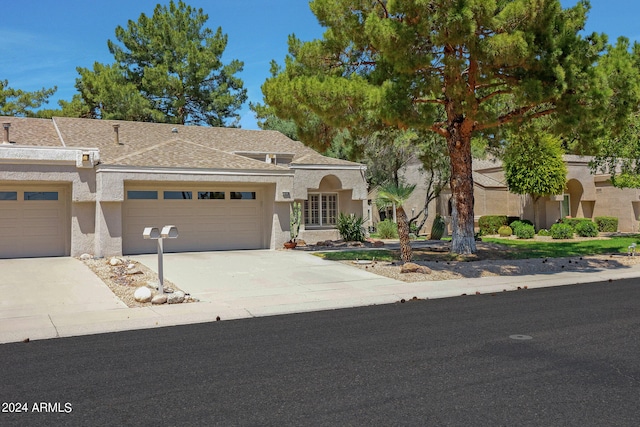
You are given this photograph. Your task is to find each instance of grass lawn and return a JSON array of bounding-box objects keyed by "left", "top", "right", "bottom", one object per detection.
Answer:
[{"left": 314, "top": 235, "right": 640, "bottom": 262}]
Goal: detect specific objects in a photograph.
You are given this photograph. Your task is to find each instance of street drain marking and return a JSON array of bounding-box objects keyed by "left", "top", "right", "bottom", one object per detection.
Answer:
[{"left": 509, "top": 334, "right": 533, "bottom": 341}]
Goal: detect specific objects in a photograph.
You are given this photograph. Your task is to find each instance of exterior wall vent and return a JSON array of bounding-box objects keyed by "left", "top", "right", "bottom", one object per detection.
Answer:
[
  {"left": 113, "top": 124, "right": 121, "bottom": 145},
  {"left": 2, "top": 123, "right": 10, "bottom": 144}
]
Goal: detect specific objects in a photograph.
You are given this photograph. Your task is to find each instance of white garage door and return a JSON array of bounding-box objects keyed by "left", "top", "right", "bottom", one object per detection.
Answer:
[
  {"left": 0, "top": 186, "right": 69, "bottom": 258},
  {"left": 122, "top": 187, "right": 264, "bottom": 255}
]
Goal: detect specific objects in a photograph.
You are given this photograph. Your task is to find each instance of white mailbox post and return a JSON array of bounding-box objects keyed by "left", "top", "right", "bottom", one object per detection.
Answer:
[{"left": 143, "top": 225, "right": 178, "bottom": 294}]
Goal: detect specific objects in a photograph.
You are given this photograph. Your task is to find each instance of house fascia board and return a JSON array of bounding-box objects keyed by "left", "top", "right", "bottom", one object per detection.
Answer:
[
  {"left": 233, "top": 151, "right": 296, "bottom": 157},
  {"left": 0, "top": 145, "right": 99, "bottom": 167},
  {"left": 96, "top": 164, "right": 294, "bottom": 177},
  {"left": 95, "top": 165, "right": 296, "bottom": 203},
  {"left": 289, "top": 164, "right": 367, "bottom": 171}
]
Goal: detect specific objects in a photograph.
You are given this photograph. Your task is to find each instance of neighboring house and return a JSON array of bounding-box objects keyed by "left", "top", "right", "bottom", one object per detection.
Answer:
[
  {"left": 371, "top": 155, "right": 640, "bottom": 235},
  {"left": 0, "top": 116, "right": 367, "bottom": 258}
]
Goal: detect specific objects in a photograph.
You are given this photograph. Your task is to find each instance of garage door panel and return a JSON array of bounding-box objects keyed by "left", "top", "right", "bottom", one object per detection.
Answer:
[
  {"left": 23, "top": 225, "right": 62, "bottom": 237},
  {"left": 0, "top": 207, "right": 19, "bottom": 219},
  {"left": 123, "top": 188, "right": 264, "bottom": 254},
  {"left": 0, "top": 187, "right": 68, "bottom": 258}
]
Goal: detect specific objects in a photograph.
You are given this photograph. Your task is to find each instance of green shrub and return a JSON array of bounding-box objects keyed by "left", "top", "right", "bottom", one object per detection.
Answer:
[
  {"left": 575, "top": 220, "right": 598, "bottom": 237},
  {"left": 337, "top": 213, "right": 366, "bottom": 242},
  {"left": 537, "top": 229, "right": 551, "bottom": 236},
  {"left": 478, "top": 215, "right": 508, "bottom": 235},
  {"left": 507, "top": 216, "right": 521, "bottom": 226},
  {"left": 514, "top": 223, "right": 535, "bottom": 239},
  {"left": 562, "top": 218, "right": 593, "bottom": 231},
  {"left": 510, "top": 220, "right": 533, "bottom": 233},
  {"left": 595, "top": 216, "right": 618, "bottom": 232},
  {"left": 430, "top": 214, "right": 446, "bottom": 240},
  {"left": 550, "top": 223, "right": 574, "bottom": 239},
  {"left": 376, "top": 219, "right": 398, "bottom": 239},
  {"left": 498, "top": 225, "right": 512, "bottom": 237}
]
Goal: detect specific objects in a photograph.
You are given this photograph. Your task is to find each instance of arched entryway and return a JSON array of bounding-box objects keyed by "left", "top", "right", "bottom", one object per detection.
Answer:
[{"left": 565, "top": 179, "right": 585, "bottom": 218}]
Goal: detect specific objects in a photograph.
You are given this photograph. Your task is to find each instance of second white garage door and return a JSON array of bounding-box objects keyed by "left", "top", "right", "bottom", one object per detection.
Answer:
[{"left": 122, "top": 187, "right": 264, "bottom": 255}]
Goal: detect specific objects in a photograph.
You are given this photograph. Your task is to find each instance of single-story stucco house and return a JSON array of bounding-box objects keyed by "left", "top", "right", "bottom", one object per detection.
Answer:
[
  {"left": 373, "top": 155, "right": 640, "bottom": 235},
  {"left": 0, "top": 116, "right": 367, "bottom": 259}
]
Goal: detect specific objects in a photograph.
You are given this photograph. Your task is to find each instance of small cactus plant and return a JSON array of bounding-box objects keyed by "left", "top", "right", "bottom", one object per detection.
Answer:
[{"left": 430, "top": 214, "right": 446, "bottom": 240}]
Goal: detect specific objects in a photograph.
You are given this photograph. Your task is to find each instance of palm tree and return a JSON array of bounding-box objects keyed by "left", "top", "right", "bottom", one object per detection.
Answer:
[{"left": 376, "top": 183, "right": 416, "bottom": 263}]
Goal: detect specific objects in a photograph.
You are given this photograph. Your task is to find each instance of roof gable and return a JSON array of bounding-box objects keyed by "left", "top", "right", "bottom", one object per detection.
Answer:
[{"left": 111, "top": 138, "right": 286, "bottom": 170}]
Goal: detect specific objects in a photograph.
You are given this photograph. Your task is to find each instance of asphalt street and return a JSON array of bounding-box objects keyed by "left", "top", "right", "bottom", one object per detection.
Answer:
[{"left": 1, "top": 278, "right": 639, "bottom": 426}]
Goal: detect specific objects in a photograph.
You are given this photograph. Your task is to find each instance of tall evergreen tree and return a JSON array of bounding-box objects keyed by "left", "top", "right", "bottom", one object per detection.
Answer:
[
  {"left": 262, "top": 0, "right": 604, "bottom": 254},
  {"left": 73, "top": 0, "right": 247, "bottom": 126},
  {"left": 0, "top": 80, "right": 56, "bottom": 117}
]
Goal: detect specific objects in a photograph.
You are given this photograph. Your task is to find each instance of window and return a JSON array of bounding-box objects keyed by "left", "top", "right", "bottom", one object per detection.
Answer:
[
  {"left": 0, "top": 192, "right": 17, "bottom": 201},
  {"left": 561, "top": 194, "right": 571, "bottom": 218},
  {"left": 230, "top": 191, "right": 256, "bottom": 200},
  {"left": 164, "top": 191, "right": 192, "bottom": 200},
  {"left": 198, "top": 191, "right": 225, "bottom": 200},
  {"left": 304, "top": 193, "right": 337, "bottom": 226},
  {"left": 25, "top": 191, "right": 58, "bottom": 201},
  {"left": 127, "top": 191, "right": 158, "bottom": 200}
]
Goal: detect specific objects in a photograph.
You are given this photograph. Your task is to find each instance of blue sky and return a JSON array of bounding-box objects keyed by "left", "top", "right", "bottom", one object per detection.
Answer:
[{"left": 2, "top": 1, "right": 639, "bottom": 129}]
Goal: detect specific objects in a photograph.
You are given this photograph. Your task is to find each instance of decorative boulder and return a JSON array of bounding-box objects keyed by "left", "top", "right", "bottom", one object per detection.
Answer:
[
  {"left": 79, "top": 253, "right": 93, "bottom": 260},
  {"left": 134, "top": 286, "right": 152, "bottom": 302},
  {"left": 400, "top": 262, "right": 432, "bottom": 274},
  {"left": 151, "top": 294, "right": 168, "bottom": 305},
  {"left": 167, "top": 290, "right": 185, "bottom": 304},
  {"left": 109, "top": 257, "right": 124, "bottom": 266}
]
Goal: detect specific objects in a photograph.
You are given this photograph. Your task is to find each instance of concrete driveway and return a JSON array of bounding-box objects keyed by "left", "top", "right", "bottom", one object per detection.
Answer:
[
  {"left": 132, "top": 250, "right": 405, "bottom": 316},
  {"left": 0, "top": 257, "right": 126, "bottom": 342}
]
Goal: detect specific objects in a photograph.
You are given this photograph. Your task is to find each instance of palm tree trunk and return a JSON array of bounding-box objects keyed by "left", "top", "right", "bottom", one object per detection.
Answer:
[{"left": 396, "top": 206, "right": 412, "bottom": 263}]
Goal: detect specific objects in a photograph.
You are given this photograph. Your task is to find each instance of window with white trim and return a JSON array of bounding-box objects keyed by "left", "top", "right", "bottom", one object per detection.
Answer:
[{"left": 304, "top": 193, "right": 337, "bottom": 226}]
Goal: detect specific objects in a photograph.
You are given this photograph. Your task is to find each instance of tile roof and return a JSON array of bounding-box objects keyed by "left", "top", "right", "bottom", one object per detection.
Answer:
[
  {"left": 0, "top": 116, "right": 61, "bottom": 147},
  {"left": 473, "top": 172, "right": 506, "bottom": 188},
  {"left": 0, "top": 116, "right": 362, "bottom": 170}
]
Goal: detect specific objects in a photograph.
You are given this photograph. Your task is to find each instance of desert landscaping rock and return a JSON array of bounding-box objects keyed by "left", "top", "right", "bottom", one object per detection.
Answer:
[
  {"left": 81, "top": 257, "right": 188, "bottom": 308},
  {"left": 134, "top": 286, "right": 152, "bottom": 303},
  {"left": 400, "top": 262, "right": 432, "bottom": 274},
  {"left": 79, "top": 253, "right": 93, "bottom": 260},
  {"left": 109, "top": 257, "right": 124, "bottom": 266},
  {"left": 151, "top": 294, "right": 168, "bottom": 305},
  {"left": 167, "top": 290, "right": 185, "bottom": 304}
]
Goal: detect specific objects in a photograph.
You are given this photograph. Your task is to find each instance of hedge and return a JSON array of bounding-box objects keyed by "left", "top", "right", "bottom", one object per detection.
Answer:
[
  {"left": 561, "top": 218, "right": 594, "bottom": 230},
  {"left": 551, "top": 223, "right": 574, "bottom": 239},
  {"left": 595, "top": 216, "right": 618, "bottom": 233},
  {"left": 514, "top": 223, "right": 535, "bottom": 239},
  {"left": 478, "top": 215, "right": 508, "bottom": 235},
  {"left": 575, "top": 220, "right": 598, "bottom": 237}
]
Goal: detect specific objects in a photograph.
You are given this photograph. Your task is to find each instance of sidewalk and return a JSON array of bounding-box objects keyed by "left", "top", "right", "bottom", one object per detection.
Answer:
[{"left": 2, "top": 252, "right": 640, "bottom": 344}]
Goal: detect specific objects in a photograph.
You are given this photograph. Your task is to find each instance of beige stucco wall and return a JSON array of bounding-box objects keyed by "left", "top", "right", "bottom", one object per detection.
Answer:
[
  {"left": 292, "top": 168, "right": 368, "bottom": 201},
  {"left": 96, "top": 168, "right": 294, "bottom": 202},
  {"left": 71, "top": 202, "right": 95, "bottom": 256},
  {"left": 593, "top": 183, "right": 640, "bottom": 232},
  {"left": 94, "top": 201, "right": 122, "bottom": 257}
]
